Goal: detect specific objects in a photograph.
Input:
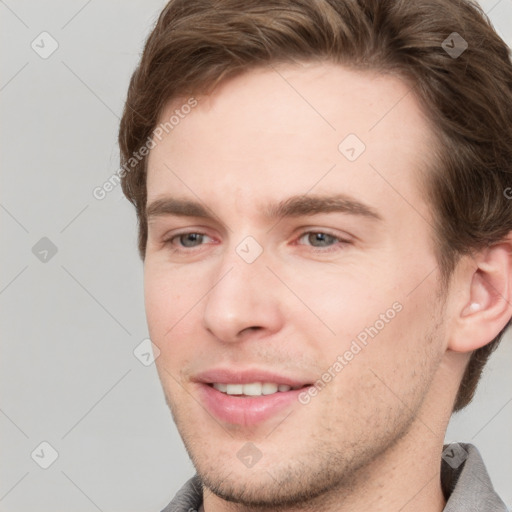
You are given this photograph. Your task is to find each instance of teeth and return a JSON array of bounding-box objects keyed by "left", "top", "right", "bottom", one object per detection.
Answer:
[
  {"left": 262, "top": 383, "right": 278, "bottom": 395},
  {"left": 226, "top": 384, "right": 243, "bottom": 395},
  {"left": 242, "top": 382, "right": 262, "bottom": 396},
  {"left": 212, "top": 382, "right": 299, "bottom": 396}
]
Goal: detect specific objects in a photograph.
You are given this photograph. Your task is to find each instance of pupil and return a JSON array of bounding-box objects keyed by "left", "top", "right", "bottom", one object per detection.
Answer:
[
  {"left": 310, "top": 233, "right": 333, "bottom": 247},
  {"left": 182, "top": 233, "right": 202, "bottom": 247}
]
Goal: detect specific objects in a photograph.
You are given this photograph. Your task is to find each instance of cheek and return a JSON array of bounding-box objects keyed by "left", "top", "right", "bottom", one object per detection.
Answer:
[
  {"left": 297, "top": 260, "right": 440, "bottom": 368},
  {"left": 144, "top": 263, "right": 197, "bottom": 327},
  {"left": 144, "top": 264, "right": 224, "bottom": 378},
  {"left": 144, "top": 272, "right": 171, "bottom": 337},
  {"left": 280, "top": 263, "right": 393, "bottom": 342},
  {"left": 344, "top": 285, "right": 443, "bottom": 385},
  {"left": 144, "top": 266, "right": 192, "bottom": 352},
  {"left": 317, "top": 299, "right": 441, "bottom": 429}
]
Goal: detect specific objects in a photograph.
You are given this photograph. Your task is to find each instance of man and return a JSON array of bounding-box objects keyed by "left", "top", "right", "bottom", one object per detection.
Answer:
[{"left": 118, "top": 0, "right": 512, "bottom": 510}]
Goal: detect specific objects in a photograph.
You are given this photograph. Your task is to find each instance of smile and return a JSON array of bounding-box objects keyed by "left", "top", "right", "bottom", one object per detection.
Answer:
[{"left": 211, "top": 382, "right": 305, "bottom": 396}]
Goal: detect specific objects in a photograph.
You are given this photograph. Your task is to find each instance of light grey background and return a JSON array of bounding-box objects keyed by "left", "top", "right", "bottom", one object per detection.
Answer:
[{"left": 1, "top": 1, "right": 511, "bottom": 510}]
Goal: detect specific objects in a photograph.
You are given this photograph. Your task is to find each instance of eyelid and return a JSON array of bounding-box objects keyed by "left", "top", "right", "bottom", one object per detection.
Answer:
[{"left": 294, "top": 224, "right": 353, "bottom": 240}]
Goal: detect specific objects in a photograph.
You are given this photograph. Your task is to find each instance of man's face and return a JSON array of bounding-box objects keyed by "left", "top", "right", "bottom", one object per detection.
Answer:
[{"left": 144, "top": 63, "right": 448, "bottom": 506}]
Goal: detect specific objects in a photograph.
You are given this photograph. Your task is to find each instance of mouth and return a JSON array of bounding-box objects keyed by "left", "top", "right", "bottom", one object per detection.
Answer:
[
  {"left": 208, "top": 382, "right": 309, "bottom": 397},
  {"left": 194, "top": 369, "right": 314, "bottom": 426}
]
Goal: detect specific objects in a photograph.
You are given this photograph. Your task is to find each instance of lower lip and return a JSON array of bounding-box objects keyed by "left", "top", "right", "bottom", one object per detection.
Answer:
[{"left": 197, "top": 383, "right": 309, "bottom": 426}]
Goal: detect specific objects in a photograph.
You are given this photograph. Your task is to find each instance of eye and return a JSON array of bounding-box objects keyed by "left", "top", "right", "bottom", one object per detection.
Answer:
[
  {"left": 296, "top": 231, "right": 349, "bottom": 251},
  {"left": 165, "top": 232, "right": 213, "bottom": 249},
  {"left": 162, "top": 229, "right": 350, "bottom": 253}
]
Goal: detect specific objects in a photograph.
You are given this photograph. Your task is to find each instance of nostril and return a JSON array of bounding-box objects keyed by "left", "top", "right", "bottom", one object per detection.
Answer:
[{"left": 241, "top": 326, "right": 262, "bottom": 335}]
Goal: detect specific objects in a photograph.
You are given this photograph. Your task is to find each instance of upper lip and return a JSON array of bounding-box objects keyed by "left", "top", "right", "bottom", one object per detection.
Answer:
[{"left": 193, "top": 368, "right": 312, "bottom": 388}]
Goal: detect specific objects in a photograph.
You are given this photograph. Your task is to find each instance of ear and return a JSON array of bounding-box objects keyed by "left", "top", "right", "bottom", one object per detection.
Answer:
[{"left": 448, "top": 238, "right": 512, "bottom": 353}]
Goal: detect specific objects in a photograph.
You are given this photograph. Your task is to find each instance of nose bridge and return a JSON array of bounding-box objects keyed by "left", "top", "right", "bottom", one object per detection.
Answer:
[{"left": 202, "top": 237, "right": 282, "bottom": 342}]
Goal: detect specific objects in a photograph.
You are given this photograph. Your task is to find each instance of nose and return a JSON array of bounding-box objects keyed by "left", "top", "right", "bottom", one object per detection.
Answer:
[{"left": 202, "top": 248, "right": 284, "bottom": 343}]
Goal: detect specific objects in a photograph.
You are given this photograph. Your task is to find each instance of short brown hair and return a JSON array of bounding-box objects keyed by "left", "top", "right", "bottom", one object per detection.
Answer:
[{"left": 118, "top": 0, "right": 512, "bottom": 412}]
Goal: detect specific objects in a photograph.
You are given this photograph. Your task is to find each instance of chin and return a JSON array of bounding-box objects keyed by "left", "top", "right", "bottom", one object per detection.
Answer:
[{"left": 198, "top": 468, "right": 333, "bottom": 509}]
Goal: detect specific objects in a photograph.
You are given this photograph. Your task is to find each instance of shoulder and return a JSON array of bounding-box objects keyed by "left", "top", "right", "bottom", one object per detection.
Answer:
[{"left": 160, "top": 474, "right": 203, "bottom": 512}]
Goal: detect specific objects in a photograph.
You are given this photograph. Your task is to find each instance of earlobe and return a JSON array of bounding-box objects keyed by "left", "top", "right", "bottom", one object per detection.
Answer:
[{"left": 449, "top": 241, "right": 512, "bottom": 353}]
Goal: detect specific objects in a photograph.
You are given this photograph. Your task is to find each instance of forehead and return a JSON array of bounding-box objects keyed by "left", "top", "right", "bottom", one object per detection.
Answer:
[{"left": 146, "top": 62, "right": 435, "bottom": 225}]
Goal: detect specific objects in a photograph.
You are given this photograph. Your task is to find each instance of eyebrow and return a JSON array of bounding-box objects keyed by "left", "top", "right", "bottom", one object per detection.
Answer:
[{"left": 146, "top": 194, "right": 382, "bottom": 223}]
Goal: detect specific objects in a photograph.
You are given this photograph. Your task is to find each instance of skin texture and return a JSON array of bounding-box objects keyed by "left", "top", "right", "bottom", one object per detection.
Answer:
[{"left": 143, "top": 62, "right": 489, "bottom": 511}]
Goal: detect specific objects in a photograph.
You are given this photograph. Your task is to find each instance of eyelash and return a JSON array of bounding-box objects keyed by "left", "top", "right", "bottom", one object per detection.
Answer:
[{"left": 162, "top": 230, "right": 351, "bottom": 254}]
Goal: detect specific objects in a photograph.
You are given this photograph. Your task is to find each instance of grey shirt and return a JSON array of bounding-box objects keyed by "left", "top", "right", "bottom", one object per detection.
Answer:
[{"left": 161, "top": 443, "right": 509, "bottom": 512}]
